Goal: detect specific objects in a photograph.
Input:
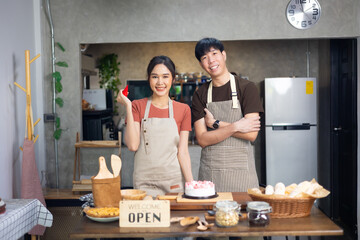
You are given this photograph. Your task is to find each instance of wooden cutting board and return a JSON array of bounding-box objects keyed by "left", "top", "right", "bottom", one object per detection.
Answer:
[
  {"left": 176, "top": 192, "right": 233, "bottom": 203},
  {"left": 168, "top": 192, "right": 252, "bottom": 210}
]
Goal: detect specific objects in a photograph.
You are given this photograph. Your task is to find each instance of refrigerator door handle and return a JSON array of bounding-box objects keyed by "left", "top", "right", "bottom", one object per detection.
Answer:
[{"left": 272, "top": 123, "right": 311, "bottom": 130}]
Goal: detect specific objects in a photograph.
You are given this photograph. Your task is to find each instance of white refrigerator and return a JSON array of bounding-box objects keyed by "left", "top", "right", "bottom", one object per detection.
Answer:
[{"left": 265, "top": 77, "right": 317, "bottom": 186}]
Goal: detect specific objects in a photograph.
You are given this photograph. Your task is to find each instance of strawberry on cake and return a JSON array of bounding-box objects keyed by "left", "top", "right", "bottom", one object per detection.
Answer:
[
  {"left": 0, "top": 198, "right": 6, "bottom": 214},
  {"left": 185, "top": 180, "right": 216, "bottom": 198}
]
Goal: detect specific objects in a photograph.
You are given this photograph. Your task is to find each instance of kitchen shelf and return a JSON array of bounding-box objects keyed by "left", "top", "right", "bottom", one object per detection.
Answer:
[
  {"left": 172, "top": 80, "right": 206, "bottom": 107},
  {"left": 72, "top": 132, "right": 121, "bottom": 193}
]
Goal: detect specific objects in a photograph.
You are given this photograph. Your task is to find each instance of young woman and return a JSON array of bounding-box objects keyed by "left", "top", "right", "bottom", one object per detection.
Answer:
[{"left": 117, "top": 56, "right": 194, "bottom": 197}]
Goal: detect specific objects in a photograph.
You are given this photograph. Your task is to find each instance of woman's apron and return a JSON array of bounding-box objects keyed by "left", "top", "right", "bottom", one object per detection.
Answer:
[
  {"left": 198, "top": 74, "right": 259, "bottom": 192},
  {"left": 133, "top": 97, "right": 184, "bottom": 197}
]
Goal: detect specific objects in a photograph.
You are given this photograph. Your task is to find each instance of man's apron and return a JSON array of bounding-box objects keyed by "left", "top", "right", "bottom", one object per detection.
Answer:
[
  {"left": 133, "top": 97, "right": 184, "bottom": 197},
  {"left": 198, "top": 74, "right": 259, "bottom": 192}
]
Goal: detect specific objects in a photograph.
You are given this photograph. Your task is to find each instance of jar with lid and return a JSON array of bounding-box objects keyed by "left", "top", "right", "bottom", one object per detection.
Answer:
[
  {"left": 214, "top": 200, "right": 240, "bottom": 227},
  {"left": 247, "top": 201, "right": 272, "bottom": 227}
]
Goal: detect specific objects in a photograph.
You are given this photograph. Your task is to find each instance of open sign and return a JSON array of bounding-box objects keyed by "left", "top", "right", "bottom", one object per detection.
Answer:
[{"left": 119, "top": 200, "right": 170, "bottom": 227}]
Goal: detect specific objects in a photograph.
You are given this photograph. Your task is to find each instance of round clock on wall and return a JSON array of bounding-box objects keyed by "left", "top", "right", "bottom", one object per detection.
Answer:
[{"left": 286, "top": 0, "right": 321, "bottom": 29}]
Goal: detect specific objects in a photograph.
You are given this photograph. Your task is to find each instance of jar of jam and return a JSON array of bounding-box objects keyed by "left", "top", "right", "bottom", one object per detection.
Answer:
[
  {"left": 214, "top": 200, "right": 240, "bottom": 227},
  {"left": 247, "top": 201, "right": 272, "bottom": 227}
]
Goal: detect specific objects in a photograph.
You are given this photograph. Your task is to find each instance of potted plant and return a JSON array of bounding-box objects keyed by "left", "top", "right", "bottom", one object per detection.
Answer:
[{"left": 98, "top": 53, "right": 121, "bottom": 113}]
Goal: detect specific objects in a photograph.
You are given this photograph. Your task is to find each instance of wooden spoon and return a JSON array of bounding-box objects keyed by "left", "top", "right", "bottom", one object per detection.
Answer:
[
  {"left": 94, "top": 156, "right": 114, "bottom": 179},
  {"left": 197, "top": 220, "right": 207, "bottom": 231},
  {"left": 203, "top": 220, "right": 214, "bottom": 228},
  {"left": 170, "top": 217, "right": 184, "bottom": 223},
  {"left": 111, "top": 154, "right": 122, "bottom": 177},
  {"left": 180, "top": 216, "right": 199, "bottom": 226}
]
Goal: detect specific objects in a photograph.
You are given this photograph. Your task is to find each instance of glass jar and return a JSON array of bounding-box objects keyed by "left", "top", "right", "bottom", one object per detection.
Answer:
[
  {"left": 247, "top": 201, "right": 272, "bottom": 227},
  {"left": 214, "top": 200, "right": 240, "bottom": 227}
]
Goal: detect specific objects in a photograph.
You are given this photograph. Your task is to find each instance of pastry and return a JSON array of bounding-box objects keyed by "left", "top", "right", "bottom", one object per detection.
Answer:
[{"left": 85, "top": 207, "right": 119, "bottom": 218}]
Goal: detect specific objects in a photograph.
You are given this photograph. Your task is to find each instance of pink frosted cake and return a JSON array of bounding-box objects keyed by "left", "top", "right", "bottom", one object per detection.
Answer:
[{"left": 185, "top": 181, "right": 216, "bottom": 197}]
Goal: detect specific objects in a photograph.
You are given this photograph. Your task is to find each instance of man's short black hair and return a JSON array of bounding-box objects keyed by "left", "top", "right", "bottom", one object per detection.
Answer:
[{"left": 195, "top": 38, "right": 224, "bottom": 61}]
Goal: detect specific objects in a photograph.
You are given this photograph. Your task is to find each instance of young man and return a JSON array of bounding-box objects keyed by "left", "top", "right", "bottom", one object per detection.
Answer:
[{"left": 192, "top": 38, "right": 264, "bottom": 192}]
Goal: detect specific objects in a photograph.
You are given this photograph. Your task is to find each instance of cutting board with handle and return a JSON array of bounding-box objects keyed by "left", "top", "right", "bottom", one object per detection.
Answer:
[
  {"left": 94, "top": 156, "right": 113, "bottom": 179},
  {"left": 110, "top": 154, "right": 122, "bottom": 177}
]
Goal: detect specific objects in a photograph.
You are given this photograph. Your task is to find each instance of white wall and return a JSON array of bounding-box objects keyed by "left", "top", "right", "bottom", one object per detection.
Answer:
[{"left": 0, "top": 0, "right": 45, "bottom": 199}]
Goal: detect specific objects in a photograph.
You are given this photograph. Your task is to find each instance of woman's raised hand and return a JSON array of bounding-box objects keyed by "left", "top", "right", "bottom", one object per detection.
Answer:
[{"left": 116, "top": 88, "right": 131, "bottom": 106}]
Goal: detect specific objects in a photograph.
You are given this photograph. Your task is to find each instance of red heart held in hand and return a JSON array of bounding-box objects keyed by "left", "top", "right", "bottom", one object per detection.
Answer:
[{"left": 122, "top": 85, "right": 128, "bottom": 97}]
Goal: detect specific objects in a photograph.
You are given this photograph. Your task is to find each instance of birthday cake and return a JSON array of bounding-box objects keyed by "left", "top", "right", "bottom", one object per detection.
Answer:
[{"left": 185, "top": 181, "right": 216, "bottom": 197}]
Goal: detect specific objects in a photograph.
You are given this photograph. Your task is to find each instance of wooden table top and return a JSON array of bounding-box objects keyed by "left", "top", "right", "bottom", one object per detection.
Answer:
[
  {"left": 69, "top": 192, "right": 343, "bottom": 239},
  {"left": 43, "top": 188, "right": 83, "bottom": 200}
]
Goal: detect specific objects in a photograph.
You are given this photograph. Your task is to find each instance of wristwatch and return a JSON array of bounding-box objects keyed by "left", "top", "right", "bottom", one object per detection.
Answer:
[{"left": 213, "top": 120, "right": 220, "bottom": 129}]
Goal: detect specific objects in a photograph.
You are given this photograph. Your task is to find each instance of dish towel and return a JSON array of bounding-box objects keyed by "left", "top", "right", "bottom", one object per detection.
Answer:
[{"left": 21, "top": 139, "right": 46, "bottom": 236}]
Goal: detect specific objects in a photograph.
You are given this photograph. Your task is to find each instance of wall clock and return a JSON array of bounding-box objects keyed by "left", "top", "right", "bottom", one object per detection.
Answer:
[{"left": 286, "top": 0, "right": 321, "bottom": 30}]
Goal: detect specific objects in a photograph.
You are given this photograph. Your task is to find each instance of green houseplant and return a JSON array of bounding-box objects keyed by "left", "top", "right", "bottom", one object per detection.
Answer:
[
  {"left": 98, "top": 53, "right": 121, "bottom": 113},
  {"left": 52, "top": 42, "right": 68, "bottom": 140}
]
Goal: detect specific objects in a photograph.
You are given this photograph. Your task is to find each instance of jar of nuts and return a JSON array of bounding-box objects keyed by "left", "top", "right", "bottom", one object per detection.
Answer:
[{"left": 214, "top": 200, "right": 240, "bottom": 227}]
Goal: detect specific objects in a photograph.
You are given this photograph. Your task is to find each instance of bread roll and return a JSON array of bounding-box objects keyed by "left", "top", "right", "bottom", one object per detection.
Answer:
[
  {"left": 274, "top": 182, "right": 286, "bottom": 195},
  {"left": 250, "top": 188, "right": 262, "bottom": 194},
  {"left": 265, "top": 185, "right": 274, "bottom": 195}
]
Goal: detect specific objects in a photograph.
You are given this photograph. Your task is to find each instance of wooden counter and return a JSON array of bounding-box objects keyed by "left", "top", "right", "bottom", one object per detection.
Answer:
[{"left": 69, "top": 192, "right": 343, "bottom": 239}]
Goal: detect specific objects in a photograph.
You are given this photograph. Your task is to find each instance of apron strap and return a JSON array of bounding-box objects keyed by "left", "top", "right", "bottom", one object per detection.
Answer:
[
  {"left": 144, "top": 97, "right": 152, "bottom": 118},
  {"left": 144, "top": 97, "right": 174, "bottom": 118},
  {"left": 230, "top": 74, "right": 239, "bottom": 109},
  {"left": 168, "top": 99, "right": 174, "bottom": 119},
  {"left": 207, "top": 73, "right": 239, "bottom": 109},
  {"left": 207, "top": 82, "right": 213, "bottom": 104}
]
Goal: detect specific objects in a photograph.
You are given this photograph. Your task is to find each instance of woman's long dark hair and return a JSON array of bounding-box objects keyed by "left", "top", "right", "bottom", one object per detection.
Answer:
[{"left": 147, "top": 55, "right": 176, "bottom": 81}]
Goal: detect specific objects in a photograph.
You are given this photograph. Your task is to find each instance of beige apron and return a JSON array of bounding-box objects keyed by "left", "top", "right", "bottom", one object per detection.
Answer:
[
  {"left": 133, "top": 97, "right": 184, "bottom": 197},
  {"left": 198, "top": 74, "right": 259, "bottom": 192}
]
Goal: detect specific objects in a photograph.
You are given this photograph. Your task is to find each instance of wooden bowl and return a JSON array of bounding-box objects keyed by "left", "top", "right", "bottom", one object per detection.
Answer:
[{"left": 121, "top": 189, "right": 147, "bottom": 200}]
